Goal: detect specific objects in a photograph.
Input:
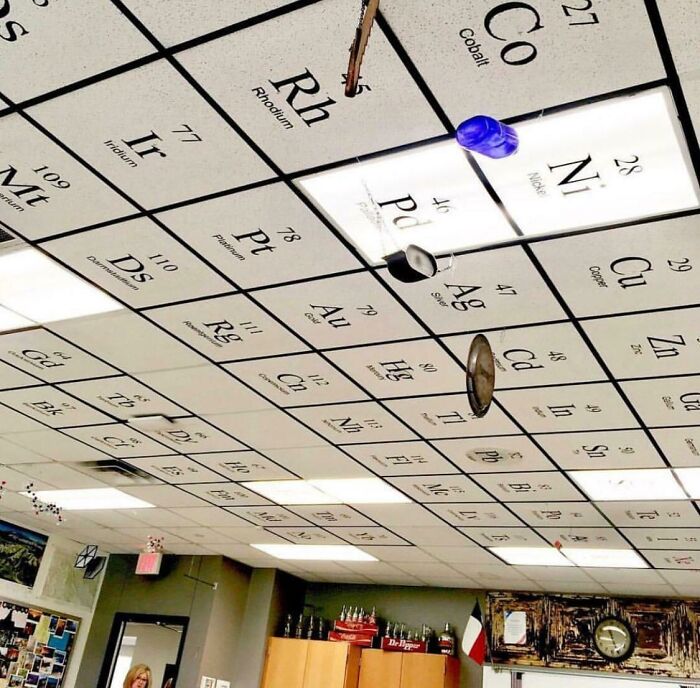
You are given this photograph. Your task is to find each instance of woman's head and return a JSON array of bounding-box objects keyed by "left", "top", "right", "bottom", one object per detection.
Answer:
[{"left": 124, "top": 664, "right": 152, "bottom": 688}]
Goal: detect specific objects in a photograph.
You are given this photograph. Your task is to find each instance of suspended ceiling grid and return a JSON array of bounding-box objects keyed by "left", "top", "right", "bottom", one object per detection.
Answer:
[{"left": 0, "top": 0, "right": 700, "bottom": 596}]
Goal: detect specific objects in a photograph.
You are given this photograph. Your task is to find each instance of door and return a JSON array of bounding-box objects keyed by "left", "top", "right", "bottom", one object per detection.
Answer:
[
  {"left": 400, "top": 653, "right": 447, "bottom": 688},
  {"left": 303, "top": 641, "right": 352, "bottom": 688},
  {"left": 358, "top": 649, "right": 402, "bottom": 688},
  {"left": 261, "top": 638, "right": 308, "bottom": 688}
]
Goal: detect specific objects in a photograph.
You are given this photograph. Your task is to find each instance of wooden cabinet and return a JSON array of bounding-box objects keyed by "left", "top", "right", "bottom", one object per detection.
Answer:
[
  {"left": 261, "top": 639, "right": 361, "bottom": 688},
  {"left": 358, "top": 649, "right": 459, "bottom": 688}
]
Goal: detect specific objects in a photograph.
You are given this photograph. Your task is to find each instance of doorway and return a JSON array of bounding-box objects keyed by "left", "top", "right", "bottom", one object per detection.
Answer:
[{"left": 98, "top": 613, "right": 188, "bottom": 688}]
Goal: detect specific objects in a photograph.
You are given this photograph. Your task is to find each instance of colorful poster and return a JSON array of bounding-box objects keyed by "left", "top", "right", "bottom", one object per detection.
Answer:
[{"left": 0, "top": 601, "right": 77, "bottom": 688}]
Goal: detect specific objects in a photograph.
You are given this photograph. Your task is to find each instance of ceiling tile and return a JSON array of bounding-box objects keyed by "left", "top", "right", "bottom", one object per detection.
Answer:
[
  {"left": 344, "top": 441, "right": 459, "bottom": 477},
  {"left": 596, "top": 500, "right": 700, "bottom": 528},
  {"left": 387, "top": 475, "right": 493, "bottom": 504},
  {"left": 433, "top": 436, "right": 553, "bottom": 473},
  {"left": 262, "top": 446, "right": 369, "bottom": 479}
]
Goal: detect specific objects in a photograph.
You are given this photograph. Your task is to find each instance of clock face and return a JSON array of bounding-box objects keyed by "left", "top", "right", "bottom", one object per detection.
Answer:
[{"left": 593, "top": 617, "right": 634, "bottom": 662}]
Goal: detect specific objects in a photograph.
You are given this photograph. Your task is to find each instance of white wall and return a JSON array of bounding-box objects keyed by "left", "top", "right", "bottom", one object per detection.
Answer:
[{"left": 0, "top": 532, "right": 106, "bottom": 688}]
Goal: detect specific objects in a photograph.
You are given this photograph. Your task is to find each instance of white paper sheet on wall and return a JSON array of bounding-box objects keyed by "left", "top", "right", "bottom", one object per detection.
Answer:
[{"left": 503, "top": 610, "right": 528, "bottom": 645}]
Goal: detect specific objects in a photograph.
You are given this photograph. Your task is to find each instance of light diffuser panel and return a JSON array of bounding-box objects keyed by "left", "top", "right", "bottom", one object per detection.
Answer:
[{"left": 570, "top": 469, "right": 687, "bottom": 501}]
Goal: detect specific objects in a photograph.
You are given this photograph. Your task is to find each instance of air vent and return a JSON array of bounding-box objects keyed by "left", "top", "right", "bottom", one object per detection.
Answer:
[{"left": 73, "top": 460, "right": 159, "bottom": 486}]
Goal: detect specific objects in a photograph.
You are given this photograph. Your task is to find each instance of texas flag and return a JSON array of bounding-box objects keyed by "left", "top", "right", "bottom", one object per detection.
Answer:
[{"left": 462, "top": 599, "right": 487, "bottom": 665}]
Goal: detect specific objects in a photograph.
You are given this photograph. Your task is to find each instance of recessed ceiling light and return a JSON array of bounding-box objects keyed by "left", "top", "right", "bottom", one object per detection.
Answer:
[
  {"left": 489, "top": 547, "right": 573, "bottom": 567},
  {"left": 0, "top": 304, "right": 33, "bottom": 333},
  {"left": 242, "top": 480, "right": 339, "bottom": 505},
  {"left": 0, "top": 247, "right": 121, "bottom": 324},
  {"left": 299, "top": 140, "right": 515, "bottom": 264},
  {"left": 252, "top": 544, "right": 377, "bottom": 561},
  {"left": 672, "top": 468, "right": 700, "bottom": 498},
  {"left": 563, "top": 548, "right": 647, "bottom": 569},
  {"left": 569, "top": 469, "right": 686, "bottom": 501},
  {"left": 309, "top": 478, "right": 410, "bottom": 504},
  {"left": 22, "top": 488, "right": 154, "bottom": 510}
]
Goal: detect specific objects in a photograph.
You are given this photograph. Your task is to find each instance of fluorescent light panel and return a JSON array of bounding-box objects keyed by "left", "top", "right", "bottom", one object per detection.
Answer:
[
  {"left": 309, "top": 478, "right": 410, "bottom": 504},
  {"left": 570, "top": 469, "right": 686, "bottom": 501},
  {"left": 0, "top": 304, "right": 33, "bottom": 333},
  {"left": 563, "top": 548, "right": 647, "bottom": 569},
  {"left": 243, "top": 478, "right": 409, "bottom": 505},
  {"left": 674, "top": 468, "right": 700, "bottom": 498},
  {"left": 23, "top": 488, "right": 154, "bottom": 510},
  {"left": 0, "top": 247, "right": 121, "bottom": 324},
  {"left": 252, "top": 544, "right": 377, "bottom": 561},
  {"left": 242, "top": 480, "right": 339, "bottom": 505},
  {"left": 489, "top": 547, "right": 573, "bottom": 567}
]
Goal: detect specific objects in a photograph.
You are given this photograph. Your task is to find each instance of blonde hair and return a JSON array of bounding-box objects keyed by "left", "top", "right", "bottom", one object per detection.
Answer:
[{"left": 124, "top": 664, "right": 152, "bottom": 688}]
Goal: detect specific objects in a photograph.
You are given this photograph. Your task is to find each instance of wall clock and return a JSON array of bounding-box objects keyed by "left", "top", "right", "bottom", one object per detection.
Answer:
[{"left": 593, "top": 616, "right": 635, "bottom": 662}]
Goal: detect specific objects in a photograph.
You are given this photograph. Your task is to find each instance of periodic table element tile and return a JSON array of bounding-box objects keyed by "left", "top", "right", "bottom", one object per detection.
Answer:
[
  {"left": 584, "top": 308, "right": 700, "bottom": 379},
  {"left": 159, "top": 183, "right": 360, "bottom": 288},
  {"left": 652, "top": 427, "right": 700, "bottom": 468},
  {"left": 432, "top": 436, "right": 553, "bottom": 474},
  {"left": 63, "top": 423, "right": 176, "bottom": 458},
  {"left": 206, "top": 409, "right": 325, "bottom": 451},
  {"left": 190, "top": 451, "right": 295, "bottom": 481},
  {"left": 536, "top": 430, "right": 665, "bottom": 470},
  {"left": 472, "top": 471, "right": 583, "bottom": 502},
  {"left": 427, "top": 504, "right": 523, "bottom": 528},
  {"left": 136, "top": 365, "right": 271, "bottom": 415},
  {"left": 536, "top": 527, "right": 629, "bottom": 549},
  {"left": 344, "top": 441, "right": 459, "bottom": 477},
  {"left": 146, "top": 293, "right": 307, "bottom": 362},
  {"left": 289, "top": 402, "right": 417, "bottom": 445},
  {"left": 384, "top": 394, "right": 520, "bottom": 439},
  {"left": 387, "top": 475, "right": 493, "bottom": 503},
  {"left": 498, "top": 383, "right": 637, "bottom": 432},
  {"left": 380, "top": 246, "right": 564, "bottom": 336},
  {"left": 49, "top": 310, "right": 208, "bottom": 375},
  {"left": 459, "top": 527, "right": 546, "bottom": 547},
  {"left": 0, "top": 2, "right": 153, "bottom": 102},
  {"left": 641, "top": 550, "right": 700, "bottom": 570},
  {"left": 178, "top": 0, "right": 444, "bottom": 171},
  {"left": 324, "top": 527, "right": 409, "bottom": 547},
  {"left": 124, "top": 455, "right": 226, "bottom": 484},
  {"left": 507, "top": 501, "right": 609, "bottom": 527},
  {"left": 226, "top": 353, "right": 367, "bottom": 407},
  {"left": 445, "top": 323, "right": 604, "bottom": 389},
  {"left": 382, "top": 0, "right": 663, "bottom": 123},
  {"left": 29, "top": 61, "right": 273, "bottom": 208},
  {"left": 621, "top": 376, "right": 700, "bottom": 428},
  {"left": 326, "top": 340, "right": 465, "bottom": 399},
  {"left": 0, "top": 386, "right": 114, "bottom": 429},
  {"left": 44, "top": 217, "right": 233, "bottom": 308},
  {"left": 140, "top": 416, "right": 247, "bottom": 454},
  {"left": 531, "top": 216, "right": 700, "bottom": 317},
  {"left": 286, "top": 505, "right": 376, "bottom": 528},
  {"left": 477, "top": 88, "right": 699, "bottom": 235},
  {"left": 0, "top": 114, "right": 134, "bottom": 240},
  {"left": 265, "top": 527, "right": 346, "bottom": 545},
  {"left": 299, "top": 140, "right": 515, "bottom": 265},
  {"left": 622, "top": 528, "right": 700, "bottom": 550},
  {"left": 254, "top": 273, "right": 426, "bottom": 349},
  {"left": 60, "top": 376, "right": 187, "bottom": 421},
  {"left": 263, "top": 446, "right": 371, "bottom": 479},
  {"left": 0, "top": 328, "right": 118, "bottom": 383},
  {"left": 596, "top": 500, "right": 700, "bottom": 528},
  {"left": 123, "top": 1, "right": 299, "bottom": 46},
  {"left": 225, "top": 505, "right": 313, "bottom": 528},
  {"left": 179, "top": 482, "right": 272, "bottom": 507},
  {"left": 0, "top": 361, "right": 41, "bottom": 390}
]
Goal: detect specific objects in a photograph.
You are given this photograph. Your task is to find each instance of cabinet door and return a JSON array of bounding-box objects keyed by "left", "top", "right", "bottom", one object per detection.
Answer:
[
  {"left": 358, "top": 649, "right": 402, "bottom": 688},
  {"left": 400, "top": 654, "right": 449, "bottom": 688},
  {"left": 261, "top": 638, "right": 308, "bottom": 688},
  {"left": 303, "top": 641, "right": 353, "bottom": 688}
]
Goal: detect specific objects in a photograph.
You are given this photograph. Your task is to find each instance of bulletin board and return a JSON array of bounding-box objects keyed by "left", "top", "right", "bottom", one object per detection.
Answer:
[{"left": 0, "top": 600, "right": 78, "bottom": 688}]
